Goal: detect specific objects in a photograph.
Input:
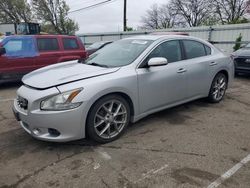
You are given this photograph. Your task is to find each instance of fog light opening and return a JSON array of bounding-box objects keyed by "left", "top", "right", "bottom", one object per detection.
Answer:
[
  {"left": 33, "top": 128, "right": 41, "bottom": 135},
  {"left": 48, "top": 128, "right": 60, "bottom": 137}
]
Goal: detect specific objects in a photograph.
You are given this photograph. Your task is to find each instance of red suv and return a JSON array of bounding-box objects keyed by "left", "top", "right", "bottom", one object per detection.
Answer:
[{"left": 0, "top": 35, "right": 87, "bottom": 81}]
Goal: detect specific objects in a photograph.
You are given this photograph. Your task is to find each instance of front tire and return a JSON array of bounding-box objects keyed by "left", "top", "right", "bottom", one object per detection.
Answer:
[
  {"left": 208, "top": 73, "right": 228, "bottom": 103},
  {"left": 86, "top": 95, "right": 130, "bottom": 143}
]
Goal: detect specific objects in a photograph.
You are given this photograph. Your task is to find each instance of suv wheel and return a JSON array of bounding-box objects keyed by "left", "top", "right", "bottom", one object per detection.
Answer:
[
  {"left": 208, "top": 73, "right": 228, "bottom": 103},
  {"left": 87, "top": 95, "right": 130, "bottom": 143}
]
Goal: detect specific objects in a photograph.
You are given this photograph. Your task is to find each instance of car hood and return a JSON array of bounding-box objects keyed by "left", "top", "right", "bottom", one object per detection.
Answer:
[
  {"left": 22, "top": 60, "right": 120, "bottom": 89},
  {"left": 233, "top": 48, "right": 250, "bottom": 57}
]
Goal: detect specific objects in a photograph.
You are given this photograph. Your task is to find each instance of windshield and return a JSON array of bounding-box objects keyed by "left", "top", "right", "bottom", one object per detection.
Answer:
[{"left": 85, "top": 39, "right": 153, "bottom": 67}]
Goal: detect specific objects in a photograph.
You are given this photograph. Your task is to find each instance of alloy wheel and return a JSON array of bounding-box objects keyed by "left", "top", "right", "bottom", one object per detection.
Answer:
[
  {"left": 212, "top": 74, "right": 227, "bottom": 101},
  {"left": 94, "top": 100, "right": 128, "bottom": 139}
]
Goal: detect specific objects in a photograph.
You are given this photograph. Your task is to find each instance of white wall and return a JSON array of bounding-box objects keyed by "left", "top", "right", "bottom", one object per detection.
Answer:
[
  {"left": 0, "top": 24, "right": 15, "bottom": 35},
  {"left": 79, "top": 23, "right": 250, "bottom": 54}
]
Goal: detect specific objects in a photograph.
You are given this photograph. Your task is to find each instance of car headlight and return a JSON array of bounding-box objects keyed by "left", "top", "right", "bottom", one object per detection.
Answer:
[{"left": 41, "top": 89, "right": 83, "bottom": 111}]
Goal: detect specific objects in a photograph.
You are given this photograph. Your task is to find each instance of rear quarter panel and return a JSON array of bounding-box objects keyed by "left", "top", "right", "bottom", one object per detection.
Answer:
[{"left": 209, "top": 52, "right": 234, "bottom": 90}]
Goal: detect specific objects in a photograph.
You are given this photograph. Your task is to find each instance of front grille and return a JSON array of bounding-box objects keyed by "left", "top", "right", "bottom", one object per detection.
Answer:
[
  {"left": 17, "top": 96, "right": 28, "bottom": 110},
  {"left": 235, "top": 57, "right": 250, "bottom": 68}
]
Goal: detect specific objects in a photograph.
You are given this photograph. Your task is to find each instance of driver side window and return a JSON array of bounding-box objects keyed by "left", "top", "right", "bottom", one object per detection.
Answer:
[
  {"left": 4, "top": 38, "right": 36, "bottom": 57},
  {"left": 146, "top": 40, "right": 182, "bottom": 64}
]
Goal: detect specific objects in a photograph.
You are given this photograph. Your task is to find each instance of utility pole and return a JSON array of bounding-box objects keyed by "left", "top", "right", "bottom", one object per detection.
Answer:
[{"left": 123, "top": 0, "right": 127, "bottom": 31}]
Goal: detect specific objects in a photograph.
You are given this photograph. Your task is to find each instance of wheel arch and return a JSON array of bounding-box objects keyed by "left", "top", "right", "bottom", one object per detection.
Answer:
[{"left": 217, "top": 69, "right": 229, "bottom": 82}]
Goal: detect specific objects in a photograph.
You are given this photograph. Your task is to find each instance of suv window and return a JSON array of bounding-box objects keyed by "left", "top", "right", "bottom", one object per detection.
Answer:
[
  {"left": 4, "top": 40, "right": 22, "bottom": 52},
  {"left": 63, "top": 38, "right": 79, "bottom": 50},
  {"left": 4, "top": 38, "right": 36, "bottom": 57},
  {"left": 0, "top": 37, "right": 5, "bottom": 43},
  {"left": 37, "top": 38, "right": 59, "bottom": 51},
  {"left": 147, "top": 40, "right": 182, "bottom": 63},
  {"left": 183, "top": 40, "right": 206, "bottom": 59}
]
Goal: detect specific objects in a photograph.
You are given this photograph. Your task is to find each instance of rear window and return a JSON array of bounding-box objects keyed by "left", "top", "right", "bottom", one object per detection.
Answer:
[
  {"left": 63, "top": 38, "right": 79, "bottom": 50},
  {"left": 183, "top": 40, "right": 206, "bottom": 59},
  {"left": 37, "top": 38, "right": 59, "bottom": 51},
  {"left": 204, "top": 45, "right": 212, "bottom": 55}
]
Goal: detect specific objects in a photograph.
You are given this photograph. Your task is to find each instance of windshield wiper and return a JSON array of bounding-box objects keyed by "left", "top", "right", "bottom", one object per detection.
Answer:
[{"left": 89, "top": 62, "right": 109, "bottom": 68}]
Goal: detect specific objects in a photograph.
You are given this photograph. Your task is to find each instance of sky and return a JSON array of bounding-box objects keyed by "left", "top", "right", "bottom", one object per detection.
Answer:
[{"left": 65, "top": 0, "right": 167, "bottom": 34}]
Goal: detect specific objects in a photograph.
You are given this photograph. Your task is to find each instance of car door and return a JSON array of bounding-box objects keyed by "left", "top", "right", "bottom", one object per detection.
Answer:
[
  {"left": 0, "top": 36, "right": 36, "bottom": 76},
  {"left": 34, "top": 37, "right": 62, "bottom": 68},
  {"left": 61, "top": 37, "right": 83, "bottom": 61},
  {"left": 136, "top": 40, "right": 188, "bottom": 114},
  {"left": 182, "top": 40, "right": 213, "bottom": 98}
]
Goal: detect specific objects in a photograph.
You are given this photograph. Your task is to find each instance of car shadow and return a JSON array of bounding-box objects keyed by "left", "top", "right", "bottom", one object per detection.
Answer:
[
  {"left": 0, "top": 97, "right": 216, "bottom": 164},
  {"left": 39, "top": 98, "right": 211, "bottom": 147},
  {"left": 126, "top": 98, "right": 210, "bottom": 135},
  {"left": 0, "top": 80, "right": 22, "bottom": 90},
  {"left": 235, "top": 73, "right": 250, "bottom": 80}
]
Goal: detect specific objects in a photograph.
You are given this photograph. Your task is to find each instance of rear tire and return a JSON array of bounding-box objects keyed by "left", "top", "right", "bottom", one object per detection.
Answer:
[
  {"left": 208, "top": 73, "right": 228, "bottom": 103},
  {"left": 86, "top": 94, "right": 130, "bottom": 143}
]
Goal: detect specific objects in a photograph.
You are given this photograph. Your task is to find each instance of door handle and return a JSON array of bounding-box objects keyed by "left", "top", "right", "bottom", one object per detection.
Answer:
[
  {"left": 177, "top": 68, "right": 187, "bottom": 73},
  {"left": 210, "top": 62, "right": 218, "bottom": 66}
]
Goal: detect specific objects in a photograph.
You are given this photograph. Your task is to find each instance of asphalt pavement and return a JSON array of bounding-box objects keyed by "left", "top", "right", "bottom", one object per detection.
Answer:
[{"left": 0, "top": 76, "right": 250, "bottom": 188}]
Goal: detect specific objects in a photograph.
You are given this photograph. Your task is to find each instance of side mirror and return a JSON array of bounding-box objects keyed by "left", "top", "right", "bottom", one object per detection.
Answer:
[
  {"left": 0, "top": 47, "right": 6, "bottom": 56},
  {"left": 148, "top": 57, "right": 168, "bottom": 67}
]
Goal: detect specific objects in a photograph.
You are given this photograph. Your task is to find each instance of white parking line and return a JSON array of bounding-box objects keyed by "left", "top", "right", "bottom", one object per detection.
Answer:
[
  {"left": 94, "top": 148, "right": 112, "bottom": 161},
  {"left": 93, "top": 162, "right": 101, "bottom": 170},
  {"left": 207, "top": 154, "right": 250, "bottom": 188},
  {"left": 0, "top": 98, "right": 15, "bottom": 102},
  {"left": 133, "top": 164, "right": 168, "bottom": 184}
]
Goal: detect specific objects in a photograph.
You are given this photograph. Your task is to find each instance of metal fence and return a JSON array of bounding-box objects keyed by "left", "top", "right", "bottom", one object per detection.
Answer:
[{"left": 78, "top": 23, "right": 250, "bottom": 54}]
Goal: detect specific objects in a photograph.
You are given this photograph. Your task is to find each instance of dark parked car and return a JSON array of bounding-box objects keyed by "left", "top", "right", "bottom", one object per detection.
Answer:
[
  {"left": 232, "top": 43, "right": 250, "bottom": 74},
  {"left": 86, "top": 41, "right": 112, "bottom": 55},
  {"left": 0, "top": 35, "right": 87, "bottom": 81}
]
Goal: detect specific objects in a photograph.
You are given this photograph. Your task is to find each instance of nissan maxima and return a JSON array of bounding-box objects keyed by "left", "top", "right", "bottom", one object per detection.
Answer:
[{"left": 13, "top": 35, "right": 234, "bottom": 143}]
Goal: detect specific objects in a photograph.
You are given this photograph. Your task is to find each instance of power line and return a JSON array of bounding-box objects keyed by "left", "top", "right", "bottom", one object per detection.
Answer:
[
  {"left": 70, "top": 0, "right": 101, "bottom": 6},
  {"left": 68, "top": 0, "right": 119, "bottom": 14}
]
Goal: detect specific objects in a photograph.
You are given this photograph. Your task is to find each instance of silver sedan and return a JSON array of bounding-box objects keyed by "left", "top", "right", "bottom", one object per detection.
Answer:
[{"left": 13, "top": 35, "right": 234, "bottom": 143}]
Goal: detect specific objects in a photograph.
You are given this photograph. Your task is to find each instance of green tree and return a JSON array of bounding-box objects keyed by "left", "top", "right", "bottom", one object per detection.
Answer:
[
  {"left": 125, "top": 26, "right": 134, "bottom": 31},
  {"left": 32, "top": 0, "right": 79, "bottom": 34},
  {"left": 233, "top": 33, "right": 243, "bottom": 51},
  {"left": 229, "top": 17, "right": 249, "bottom": 24},
  {"left": 0, "top": 0, "right": 32, "bottom": 23}
]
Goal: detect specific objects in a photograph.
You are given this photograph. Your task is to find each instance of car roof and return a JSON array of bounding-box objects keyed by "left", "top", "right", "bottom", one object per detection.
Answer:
[
  {"left": 150, "top": 32, "right": 189, "bottom": 36},
  {"left": 124, "top": 34, "right": 192, "bottom": 41},
  {"left": 92, "top": 41, "right": 112, "bottom": 44},
  {"left": 3, "top": 34, "right": 77, "bottom": 39}
]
